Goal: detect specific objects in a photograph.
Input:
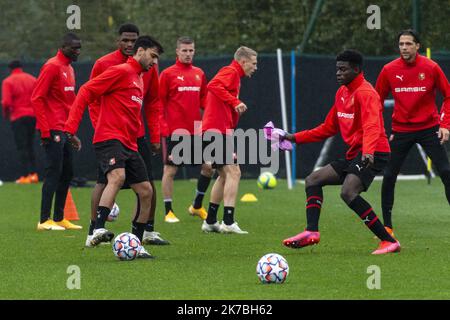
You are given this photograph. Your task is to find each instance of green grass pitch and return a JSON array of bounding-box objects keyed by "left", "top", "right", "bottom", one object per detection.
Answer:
[{"left": 1, "top": 178, "right": 449, "bottom": 299}]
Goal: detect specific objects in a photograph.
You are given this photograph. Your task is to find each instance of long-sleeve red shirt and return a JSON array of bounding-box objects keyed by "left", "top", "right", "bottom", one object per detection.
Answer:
[
  {"left": 88, "top": 49, "right": 161, "bottom": 143},
  {"left": 31, "top": 50, "right": 76, "bottom": 138},
  {"left": 88, "top": 50, "right": 126, "bottom": 128},
  {"left": 295, "top": 73, "right": 390, "bottom": 159},
  {"left": 64, "top": 57, "right": 145, "bottom": 151},
  {"left": 375, "top": 54, "right": 450, "bottom": 132},
  {"left": 141, "top": 66, "right": 162, "bottom": 142},
  {"left": 1, "top": 68, "right": 36, "bottom": 121},
  {"left": 202, "top": 60, "right": 245, "bottom": 133},
  {"left": 159, "top": 59, "right": 207, "bottom": 136}
]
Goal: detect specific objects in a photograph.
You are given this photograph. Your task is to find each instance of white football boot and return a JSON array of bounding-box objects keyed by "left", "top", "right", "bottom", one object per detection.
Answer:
[
  {"left": 219, "top": 221, "right": 248, "bottom": 234},
  {"left": 201, "top": 220, "right": 221, "bottom": 233}
]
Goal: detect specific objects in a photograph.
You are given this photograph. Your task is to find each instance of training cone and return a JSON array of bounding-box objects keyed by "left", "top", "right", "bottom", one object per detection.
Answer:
[
  {"left": 64, "top": 189, "right": 80, "bottom": 221},
  {"left": 240, "top": 193, "right": 258, "bottom": 202}
]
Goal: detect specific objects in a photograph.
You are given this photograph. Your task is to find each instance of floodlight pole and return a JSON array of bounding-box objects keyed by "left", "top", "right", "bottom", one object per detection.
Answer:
[
  {"left": 277, "top": 48, "right": 293, "bottom": 190},
  {"left": 291, "top": 50, "right": 297, "bottom": 185},
  {"left": 298, "top": 0, "right": 325, "bottom": 53}
]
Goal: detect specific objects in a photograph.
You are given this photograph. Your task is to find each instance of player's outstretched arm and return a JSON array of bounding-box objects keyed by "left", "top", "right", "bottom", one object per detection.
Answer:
[
  {"left": 292, "top": 105, "right": 339, "bottom": 145},
  {"left": 435, "top": 64, "right": 450, "bottom": 132},
  {"left": 64, "top": 67, "right": 122, "bottom": 135},
  {"left": 31, "top": 64, "right": 58, "bottom": 139}
]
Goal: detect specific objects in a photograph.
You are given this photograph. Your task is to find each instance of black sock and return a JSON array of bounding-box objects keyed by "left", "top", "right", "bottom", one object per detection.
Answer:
[
  {"left": 305, "top": 186, "right": 323, "bottom": 232},
  {"left": 382, "top": 208, "right": 393, "bottom": 229},
  {"left": 88, "top": 220, "right": 96, "bottom": 236},
  {"left": 381, "top": 177, "right": 395, "bottom": 229},
  {"left": 40, "top": 216, "right": 50, "bottom": 224},
  {"left": 164, "top": 199, "right": 173, "bottom": 215},
  {"left": 206, "top": 202, "right": 220, "bottom": 224},
  {"left": 95, "top": 206, "right": 110, "bottom": 230},
  {"left": 145, "top": 219, "right": 154, "bottom": 232},
  {"left": 132, "top": 221, "right": 146, "bottom": 242},
  {"left": 193, "top": 175, "right": 212, "bottom": 209},
  {"left": 348, "top": 196, "right": 396, "bottom": 242},
  {"left": 223, "top": 206, "right": 235, "bottom": 225}
]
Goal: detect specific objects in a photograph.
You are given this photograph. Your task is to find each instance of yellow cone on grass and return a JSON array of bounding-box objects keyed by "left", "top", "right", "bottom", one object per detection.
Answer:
[{"left": 241, "top": 193, "right": 258, "bottom": 202}]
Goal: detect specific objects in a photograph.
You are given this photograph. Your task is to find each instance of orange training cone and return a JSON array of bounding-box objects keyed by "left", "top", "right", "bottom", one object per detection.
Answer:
[{"left": 64, "top": 189, "right": 80, "bottom": 221}]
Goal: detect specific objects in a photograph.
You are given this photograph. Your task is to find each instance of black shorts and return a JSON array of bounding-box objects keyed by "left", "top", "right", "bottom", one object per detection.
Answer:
[
  {"left": 94, "top": 139, "right": 149, "bottom": 186},
  {"left": 162, "top": 135, "right": 203, "bottom": 166},
  {"left": 96, "top": 137, "right": 154, "bottom": 185},
  {"left": 202, "top": 133, "right": 237, "bottom": 169},
  {"left": 137, "top": 136, "right": 154, "bottom": 181},
  {"left": 386, "top": 125, "right": 450, "bottom": 176},
  {"left": 330, "top": 152, "right": 390, "bottom": 191}
]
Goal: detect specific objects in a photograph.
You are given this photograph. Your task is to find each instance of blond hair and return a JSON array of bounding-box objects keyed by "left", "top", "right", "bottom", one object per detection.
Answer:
[{"left": 234, "top": 46, "right": 257, "bottom": 61}]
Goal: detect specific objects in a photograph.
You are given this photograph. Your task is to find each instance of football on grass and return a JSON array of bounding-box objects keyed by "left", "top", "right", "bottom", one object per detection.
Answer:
[
  {"left": 256, "top": 253, "right": 289, "bottom": 284},
  {"left": 112, "top": 232, "right": 140, "bottom": 261}
]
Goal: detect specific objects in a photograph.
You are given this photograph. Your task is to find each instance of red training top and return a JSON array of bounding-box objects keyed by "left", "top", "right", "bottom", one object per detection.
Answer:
[
  {"left": 202, "top": 60, "right": 245, "bottom": 134},
  {"left": 295, "top": 73, "right": 390, "bottom": 159},
  {"left": 159, "top": 59, "right": 207, "bottom": 136},
  {"left": 1, "top": 68, "right": 36, "bottom": 121},
  {"left": 65, "top": 57, "right": 145, "bottom": 151},
  {"left": 141, "top": 66, "right": 162, "bottom": 143},
  {"left": 375, "top": 54, "right": 450, "bottom": 132},
  {"left": 31, "top": 50, "right": 76, "bottom": 138},
  {"left": 88, "top": 49, "right": 161, "bottom": 143}
]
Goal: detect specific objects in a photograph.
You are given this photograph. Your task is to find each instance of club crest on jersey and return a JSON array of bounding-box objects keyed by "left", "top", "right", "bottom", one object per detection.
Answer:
[
  {"left": 418, "top": 73, "right": 425, "bottom": 81},
  {"left": 195, "top": 74, "right": 200, "bottom": 81},
  {"left": 54, "top": 135, "right": 61, "bottom": 143},
  {"left": 109, "top": 158, "right": 116, "bottom": 166}
]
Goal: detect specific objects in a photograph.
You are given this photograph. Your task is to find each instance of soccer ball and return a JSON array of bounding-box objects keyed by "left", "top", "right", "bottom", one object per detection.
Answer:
[
  {"left": 107, "top": 202, "right": 120, "bottom": 222},
  {"left": 257, "top": 172, "right": 277, "bottom": 189},
  {"left": 256, "top": 253, "right": 289, "bottom": 284},
  {"left": 112, "top": 232, "right": 141, "bottom": 261}
]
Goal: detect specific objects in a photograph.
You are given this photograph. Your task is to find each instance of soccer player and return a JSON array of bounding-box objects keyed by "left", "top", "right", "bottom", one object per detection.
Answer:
[
  {"left": 86, "top": 23, "right": 169, "bottom": 247},
  {"left": 64, "top": 35, "right": 163, "bottom": 258},
  {"left": 1, "top": 60, "right": 38, "bottom": 184},
  {"left": 159, "top": 36, "right": 214, "bottom": 223},
  {"left": 200, "top": 46, "right": 257, "bottom": 234},
  {"left": 282, "top": 50, "right": 401, "bottom": 255},
  {"left": 376, "top": 29, "right": 450, "bottom": 234},
  {"left": 32, "top": 33, "right": 83, "bottom": 231}
]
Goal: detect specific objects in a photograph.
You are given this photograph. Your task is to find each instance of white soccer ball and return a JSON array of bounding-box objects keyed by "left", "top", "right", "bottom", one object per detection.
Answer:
[
  {"left": 107, "top": 203, "right": 120, "bottom": 222},
  {"left": 256, "top": 253, "right": 289, "bottom": 284},
  {"left": 112, "top": 232, "right": 141, "bottom": 261}
]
